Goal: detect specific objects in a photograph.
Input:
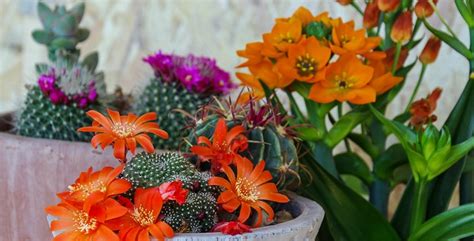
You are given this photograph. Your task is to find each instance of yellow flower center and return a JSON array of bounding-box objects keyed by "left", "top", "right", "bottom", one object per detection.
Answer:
[
  {"left": 334, "top": 72, "right": 353, "bottom": 90},
  {"left": 112, "top": 123, "right": 136, "bottom": 138},
  {"left": 68, "top": 181, "right": 107, "bottom": 201},
  {"left": 73, "top": 211, "right": 98, "bottom": 234},
  {"left": 296, "top": 53, "right": 317, "bottom": 77},
  {"left": 278, "top": 32, "right": 295, "bottom": 44},
  {"left": 340, "top": 34, "right": 355, "bottom": 45},
  {"left": 235, "top": 178, "right": 260, "bottom": 203},
  {"left": 131, "top": 206, "right": 155, "bottom": 227}
]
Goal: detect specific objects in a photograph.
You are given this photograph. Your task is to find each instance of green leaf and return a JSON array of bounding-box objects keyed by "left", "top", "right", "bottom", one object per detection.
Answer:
[
  {"left": 422, "top": 19, "right": 474, "bottom": 59},
  {"left": 82, "top": 52, "right": 99, "bottom": 72},
  {"left": 445, "top": 137, "right": 474, "bottom": 167},
  {"left": 374, "top": 144, "right": 408, "bottom": 184},
  {"left": 35, "top": 63, "right": 49, "bottom": 75},
  {"left": 290, "top": 81, "right": 311, "bottom": 98},
  {"left": 37, "top": 2, "right": 54, "bottom": 28},
  {"left": 300, "top": 154, "right": 401, "bottom": 241},
  {"left": 334, "top": 152, "right": 374, "bottom": 185},
  {"left": 52, "top": 14, "right": 77, "bottom": 36},
  {"left": 455, "top": 0, "right": 474, "bottom": 27},
  {"left": 50, "top": 38, "right": 77, "bottom": 49},
  {"left": 408, "top": 204, "right": 474, "bottom": 241},
  {"left": 324, "top": 109, "right": 368, "bottom": 148},
  {"left": 69, "top": 2, "right": 85, "bottom": 24},
  {"left": 369, "top": 105, "right": 417, "bottom": 147},
  {"left": 295, "top": 126, "right": 324, "bottom": 141},
  {"left": 32, "top": 30, "right": 54, "bottom": 44},
  {"left": 348, "top": 133, "right": 379, "bottom": 158},
  {"left": 76, "top": 28, "right": 90, "bottom": 42}
]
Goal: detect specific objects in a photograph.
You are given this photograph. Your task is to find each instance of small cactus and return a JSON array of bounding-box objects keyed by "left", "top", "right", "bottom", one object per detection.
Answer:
[
  {"left": 122, "top": 152, "right": 218, "bottom": 232},
  {"left": 188, "top": 99, "right": 301, "bottom": 189},
  {"left": 32, "top": 2, "right": 89, "bottom": 61}
]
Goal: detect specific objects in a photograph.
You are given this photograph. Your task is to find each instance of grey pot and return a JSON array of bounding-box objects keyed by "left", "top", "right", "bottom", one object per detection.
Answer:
[{"left": 48, "top": 194, "right": 324, "bottom": 241}]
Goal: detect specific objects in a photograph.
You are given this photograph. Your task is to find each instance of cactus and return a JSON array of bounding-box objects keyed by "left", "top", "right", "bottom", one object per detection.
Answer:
[
  {"left": 32, "top": 2, "right": 89, "bottom": 61},
  {"left": 188, "top": 99, "right": 300, "bottom": 189},
  {"left": 133, "top": 77, "right": 211, "bottom": 151},
  {"left": 16, "top": 55, "right": 105, "bottom": 141},
  {"left": 122, "top": 152, "right": 218, "bottom": 233}
]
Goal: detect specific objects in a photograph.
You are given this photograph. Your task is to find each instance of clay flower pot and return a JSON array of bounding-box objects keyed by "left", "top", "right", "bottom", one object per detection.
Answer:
[{"left": 48, "top": 194, "right": 324, "bottom": 241}]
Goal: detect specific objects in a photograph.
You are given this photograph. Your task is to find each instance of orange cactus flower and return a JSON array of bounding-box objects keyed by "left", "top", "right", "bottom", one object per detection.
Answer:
[
  {"left": 337, "top": 0, "right": 353, "bottom": 6},
  {"left": 277, "top": 37, "right": 331, "bottom": 83},
  {"left": 331, "top": 21, "right": 383, "bottom": 56},
  {"left": 190, "top": 118, "right": 248, "bottom": 173},
  {"left": 208, "top": 157, "right": 289, "bottom": 227},
  {"left": 78, "top": 109, "right": 169, "bottom": 161},
  {"left": 46, "top": 198, "right": 127, "bottom": 241},
  {"left": 309, "top": 54, "right": 377, "bottom": 104},
  {"left": 58, "top": 165, "right": 131, "bottom": 206},
  {"left": 111, "top": 188, "right": 174, "bottom": 241},
  {"left": 378, "top": 0, "right": 400, "bottom": 12},
  {"left": 410, "top": 88, "right": 442, "bottom": 128},
  {"left": 363, "top": 0, "right": 381, "bottom": 29},
  {"left": 419, "top": 36, "right": 441, "bottom": 65},
  {"left": 262, "top": 19, "right": 303, "bottom": 57},
  {"left": 415, "top": 0, "right": 438, "bottom": 18},
  {"left": 237, "top": 42, "right": 264, "bottom": 69},
  {"left": 391, "top": 11, "right": 413, "bottom": 43}
]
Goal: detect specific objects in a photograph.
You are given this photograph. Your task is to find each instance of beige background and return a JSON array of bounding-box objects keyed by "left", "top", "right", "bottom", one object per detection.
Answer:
[{"left": 0, "top": 0, "right": 467, "bottom": 218}]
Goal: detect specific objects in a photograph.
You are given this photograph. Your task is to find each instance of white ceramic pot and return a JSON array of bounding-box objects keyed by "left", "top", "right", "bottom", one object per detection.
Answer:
[{"left": 48, "top": 194, "right": 324, "bottom": 241}]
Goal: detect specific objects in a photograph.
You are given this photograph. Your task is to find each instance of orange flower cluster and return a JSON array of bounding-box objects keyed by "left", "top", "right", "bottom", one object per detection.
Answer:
[
  {"left": 237, "top": 7, "right": 402, "bottom": 105},
  {"left": 191, "top": 118, "right": 289, "bottom": 230},
  {"left": 46, "top": 165, "right": 188, "bottom": 241}
]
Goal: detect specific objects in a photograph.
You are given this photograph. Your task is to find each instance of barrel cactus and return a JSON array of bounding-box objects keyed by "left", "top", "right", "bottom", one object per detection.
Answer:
[
  {"left": 16, "top": 54, "right": 106, "bottom": 141},
  {"left": 133, "top": 51, "right": 235, "bottom": 151},
  {"left": 121, "top": 152, "right": 218, "bottom": 232},
  {"left": 188, "top": 99, "right": 300, "bottom": 189},
  {"left": 32, "top": 2, "right": 89, "bottom": 61}
]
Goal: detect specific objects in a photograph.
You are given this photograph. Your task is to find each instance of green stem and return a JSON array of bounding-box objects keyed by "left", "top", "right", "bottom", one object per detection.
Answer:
[
  {"left": 337, "top": 103, "right": 352, "bottom": 152},
  {"left": 286, "top": 90, "right": 305, "bottom": 121},
  {"left": 430, "top": 0, "right": 458, "bottom": 38},
  {"left": 405, "top": 64, "right": 427, "bottom": 112},
  {"left": 392, "top": 42, "right": 403, "bottom": 74},
  {"left": 409, "top": 19, "right": 422, "bottom": 44},
  {"left": 376, "top": 12, "right": 385, "bottom": 36},
  {"left": 351, "top": 1, "right": 364, "bottom": 15},
  {"left": 410, "top": 180, "right": 429, "bottom": 234}
]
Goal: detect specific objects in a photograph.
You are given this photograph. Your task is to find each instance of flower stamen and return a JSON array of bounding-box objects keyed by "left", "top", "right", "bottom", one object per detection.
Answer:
[
  {"left": 235, "top": 178, "right": 260, "bottom": 202},
  {"left": 73, "top": 211, "right": 98, "bottom": 234},
  {"left": 131, "top": 206, "right": 155, "bottom": 227}
]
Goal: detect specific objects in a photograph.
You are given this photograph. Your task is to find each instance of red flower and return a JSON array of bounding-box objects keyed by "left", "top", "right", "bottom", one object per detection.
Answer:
[
  {"left": 190, "top": 118, "right": 248, "bottom": 173},
  {"left": 410, "top": 88, "right": 442, "bottom": 128},
  {"left": 419, "top": 36, "right": 441, "bottom": 65},
  {"left": 159, "top": 180, "right": 189, "bottom": 205},
  {"left": 391, "top": 11, "right": 413, "bottom": 43},
  {"left": 212, "top": 221, "right": 252, "bottom": 236}
]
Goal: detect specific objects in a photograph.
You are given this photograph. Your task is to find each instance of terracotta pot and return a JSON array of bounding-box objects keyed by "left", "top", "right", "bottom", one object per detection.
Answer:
[
  {"left": 0, "top": 132, "right": 117, "bottom": 240},
  {"left": 48, "top": 194, "right": 324, "bottom": 241}
]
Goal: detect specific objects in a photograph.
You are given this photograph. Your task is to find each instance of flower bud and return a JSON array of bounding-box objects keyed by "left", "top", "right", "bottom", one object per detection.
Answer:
[
  {"left": 336, "top": 0, "right": 353, "bottom": 6},
  {"left": 391, "top": 11, "right": 413, "bottom": 43},
  {"left": 363, "top": 0, "right": 381, "bottom": 29},
  {"left": 415, "top": 0, "right": 438, "bottom": 18},
  {"left": 419, "top": 36, "right": 441, "bottom": 65},
  {"left": 378, "top": 0, "right": 401, "bottom": 12},
  {"left": 420, "top": 124, "right": 440, "bottom": 160}
]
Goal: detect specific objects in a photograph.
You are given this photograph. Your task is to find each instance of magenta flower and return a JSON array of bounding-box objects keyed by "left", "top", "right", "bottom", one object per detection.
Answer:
[{"left": 38, "top": 74, "right": 56, "bottom": 94}]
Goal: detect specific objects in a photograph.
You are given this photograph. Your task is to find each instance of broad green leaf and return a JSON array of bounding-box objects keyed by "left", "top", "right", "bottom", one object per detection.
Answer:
[
  {"left": 455, "top": 0, "right": 474, "bottom": 27},
  {"left": 423, "top": 19, "right": 474, "bottom": 59},
  {"left": 295, "top": 126, "right": 324, "bottom": 141},
  {"left": 324, "top": 110, "right": 368, "bottom": 148},
  {"left": 348, "top": 133, "right": 379, "bottom": 158},
  {"left": 37, "top": 2, "right": 54, "bottom": 28},
  {"left": 334, "top": 152, "right": 374, "bottom": 185},
  {"left": 300, "top": 154, "right": 401, "bottom": 241},
  {"left": 409, "top": 204, "right": 474, "bottom": 241},
  {"left": 69, "top": 2, "right": 85, "bottom": 23},
  {"left": 32, "top": 30, "right": 53, "bottom": 44},
  {"left": 369, "top": 105, "right": 417, "bottom": 146},
  {"left": 374, "top": 144, "right": 408, "bottom": 184}
]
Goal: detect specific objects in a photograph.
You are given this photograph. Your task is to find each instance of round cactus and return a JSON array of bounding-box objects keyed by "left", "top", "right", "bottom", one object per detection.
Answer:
[
  {"left": 133, "top": 77, "right": 211, "bottom": 151},
  {"left": 16, "top": 86, "right": 94, "bottom": 141},
  {"left": 188, "top": 100, "right": 300, "bottom": 189},
  {"left": 121, "top": 152, "right": 218, "bottom": 232}
]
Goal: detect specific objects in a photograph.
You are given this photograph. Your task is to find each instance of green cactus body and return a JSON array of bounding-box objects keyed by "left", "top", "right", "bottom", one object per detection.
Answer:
[
  {"left": 190, "top": 114, "right": 300, "bottom": 189},
  {"left": 122, "top": 152, "right": 217, "bottom": 232},
  {"left": 133, "top": 77, "right": 211, "bottom": 151},
  {"left": 16, "top": 86, "right": 94, "bottom": 141}
]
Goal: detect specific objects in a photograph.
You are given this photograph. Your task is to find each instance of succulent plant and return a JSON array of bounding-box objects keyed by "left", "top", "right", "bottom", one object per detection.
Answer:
[
  {"left": 187, "top": 98, "right": 301, "bottom": 189},
  {"left": 122, "top": 152, "right": 218, "bottom": 232},
  {"left": 32, "top": 2, "right": 89, "bottom": 61}
]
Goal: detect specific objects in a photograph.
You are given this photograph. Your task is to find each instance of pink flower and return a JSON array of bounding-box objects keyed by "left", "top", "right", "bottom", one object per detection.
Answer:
[
  {"left": 212, "top": 221, "right": 252, "bottom": 235},
  {"left": 158, "top": 180, "right": 189, "bottom": 205}
]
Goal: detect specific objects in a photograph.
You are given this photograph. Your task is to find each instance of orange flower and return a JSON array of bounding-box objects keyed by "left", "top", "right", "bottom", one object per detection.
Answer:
[
  {"left": 368, "top": 60, "right": 403, "bottom": 95},
  {"left": 46, "top": 198, "right": 127, "bottom": 241},
  {"left": 309, "top": 54, "right": 376, "bottom": 104},
  {"left": 288, "top": 6, "right": 315, "bottom": 27},
  {"left": 314, "top": 12, "right": 342, "bottom": 28},
  {"left": 410, "top": 88, "right": 442, "bottom": 128},
  {"left": 277, "top": 37, "right": 331, "bottom": 83},
  {"left": 208, "top": 156, "right": 289, "bottom": 227},
  {"left": 391, "top": 11, "right": 413, "bottom": 43},
  {"left": 378, "top": 0, "right": 400, "bottom": 12},
  {"left": 419, "top": 36, "right": 441, "bottom": 65},
  {"left": 331, "top": 21, "right": 383, "bottom": 56},
  {"left": 382, "top": 46, "right": 409, "bottom": 71},
  {"left": 190, "top": 118, "right": 248, "bottom": 173},
  {"left": 237, "top": 42, "right": 264, "bottom": 68},
  {"left": 236, "top": 72, "right": 265, "bottom": 103},
  {"left": 252, "top": 60, "right": 294, "bottom": 88},
  {"left": 363, "top": 0, "right": 381, "bottom": 29},
  {"left": 415, "top": 0, "right": 438, "bottom": 18},
  {"left": 337, "top": 0, "right": 353, "bottom": 6},
  {"left": 58, "top": 165, "right": 131, "bottom": 206},
  {"left": 262, "top": 19, "right": 303, "bottom": 57},
  {"left": 111, "top": 188, "right": 174, "bottom": 241},
  {"left": 78, "top": 109, "right": 169, "bottom": 161}
]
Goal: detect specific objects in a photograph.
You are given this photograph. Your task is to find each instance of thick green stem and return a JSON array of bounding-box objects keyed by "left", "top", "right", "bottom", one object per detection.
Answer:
[
  {"left": 410, "top": 180, "right": 429, "bottom": 234},
  {"left": 405, "top": 64, "right": 427, "bottom": 112},
  {"left": 392, "top": 42, "right": 403, "bottom": 73}
]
